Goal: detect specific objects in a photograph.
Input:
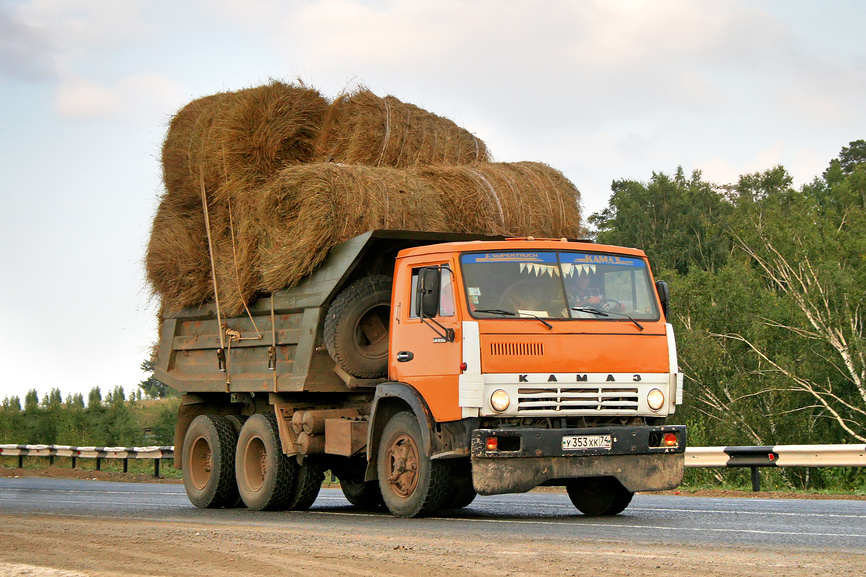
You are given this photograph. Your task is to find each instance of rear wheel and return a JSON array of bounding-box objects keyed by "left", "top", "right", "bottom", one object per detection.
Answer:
[
  {"left": 566, "top": 477, "right": 634, "bottom": 516},
  {"left": 442, "top": 459, "right": 476, "bottom": 510},
  {"left": 182, "top": 415, "right": 240, "bottom": 509},
  {"left": 443, "top": 485, "right": 477, "bottom": 510},
  {"left": 288, "top": 459, "right": 324, "bottom": 511},
  {"left": 377, "top": 412, "right": 449, "bottom": 517},
  {"left": 235, "top": 413, "right": 297, "bottom": 511},
  {"left": 340, "top": 477, "right": 385, "bottom": 510}
]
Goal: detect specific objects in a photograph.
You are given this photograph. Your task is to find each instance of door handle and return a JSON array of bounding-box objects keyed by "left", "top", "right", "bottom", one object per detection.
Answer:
[{"left": 396, "top": 351, "right": 414, "bottom": 362}]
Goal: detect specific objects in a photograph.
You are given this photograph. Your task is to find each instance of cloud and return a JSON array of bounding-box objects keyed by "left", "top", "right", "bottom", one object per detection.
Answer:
[
  {"left": 54, "top": 72, "right": 182, "bottom": 121},
  {"left": 0, "top": 3, "right": 57, "bottom": 81}
]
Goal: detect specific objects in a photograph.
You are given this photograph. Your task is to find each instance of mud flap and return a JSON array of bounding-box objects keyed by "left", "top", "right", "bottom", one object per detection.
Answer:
[{"left": 471, "top": 453, "right": 685, "bottom": 495}]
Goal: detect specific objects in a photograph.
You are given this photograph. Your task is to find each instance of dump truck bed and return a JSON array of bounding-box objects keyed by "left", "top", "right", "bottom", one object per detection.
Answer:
[{"left": 153, "top": 230, "right": 505, "bottom": 394}]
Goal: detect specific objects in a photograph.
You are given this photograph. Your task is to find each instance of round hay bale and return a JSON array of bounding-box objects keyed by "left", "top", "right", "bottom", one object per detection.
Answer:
[
  {"left": 317, "top": 88, "right": 490, "bottom": 167},
  {"left": 256, "top": 163, "right": 448, "bottom": 292},
  {"left": 145, "top": 193, "right": 213, "bottom": 313},
  {"left": 418, "top": 162, "right": 584, "bottom": 239},
  {"left": 161, "top": 81, "right": 329, "bottom": 206}
]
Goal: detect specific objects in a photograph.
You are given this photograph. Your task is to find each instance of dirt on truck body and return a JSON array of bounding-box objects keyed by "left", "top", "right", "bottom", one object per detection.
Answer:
[{"left": 155, "top": 229, "right": 685, "bottom": 518}]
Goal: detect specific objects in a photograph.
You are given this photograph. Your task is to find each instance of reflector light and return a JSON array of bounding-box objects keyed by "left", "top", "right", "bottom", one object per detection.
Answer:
[
  {"left": 663, "top": 433, "right": 678, "bottom": 447},
  {"left": 460, "top": 362, "right": 468, "bottom": 372},
  {"left": 486, "top": 437, "right": 498, "bottom": 451}
]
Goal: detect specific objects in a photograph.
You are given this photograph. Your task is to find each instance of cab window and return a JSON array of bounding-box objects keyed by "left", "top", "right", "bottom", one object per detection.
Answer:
[{"left": 409, "top": 265, "right": 455, "bottom": 318}]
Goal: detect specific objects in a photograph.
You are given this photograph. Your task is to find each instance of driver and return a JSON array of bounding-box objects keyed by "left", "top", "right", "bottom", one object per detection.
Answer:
[{"left": 567, "top": 273, "right": 624, "bottom": 313}]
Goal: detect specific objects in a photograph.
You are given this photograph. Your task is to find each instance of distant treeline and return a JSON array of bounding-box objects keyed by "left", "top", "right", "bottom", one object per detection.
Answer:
[{"left": 0, "top": 385, "right": 177, "bottom": 447}]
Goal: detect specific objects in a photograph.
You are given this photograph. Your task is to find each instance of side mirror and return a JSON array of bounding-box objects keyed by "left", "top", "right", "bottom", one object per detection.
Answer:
[
  {"left": 416, "top": 267, "right": 441, "bottom": 318},
  {"left": 655, "top": 280, "right": 670, "bottom": 319}
]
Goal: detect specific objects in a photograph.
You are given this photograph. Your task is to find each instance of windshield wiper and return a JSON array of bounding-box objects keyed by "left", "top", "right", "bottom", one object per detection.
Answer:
[
  {"left": 571, "top": 307, "right": 644, "bottom": 331},
  {"left": 475, "top": 309, "right": 553, "bottom": 330}
]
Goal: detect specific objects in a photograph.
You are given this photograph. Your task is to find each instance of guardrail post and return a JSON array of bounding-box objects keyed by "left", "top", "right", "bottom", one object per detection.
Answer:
[
  {"left": 751, "top": 466, "right": 760, "bottom": 492},
  {"left": 123, "top": 458, "right": 128, "bottom": 473},
  {"left": 71, "top": 456, "right": 77, "bottom": 469},
  {"left": 18, "top": 455, "right": 23, "bottom": 469},
  {"left": 95, "top": 457, "right": 101, "bottom": 471},
  {"left": 154, "top": 458, "right": 160, "bottom": 478}
]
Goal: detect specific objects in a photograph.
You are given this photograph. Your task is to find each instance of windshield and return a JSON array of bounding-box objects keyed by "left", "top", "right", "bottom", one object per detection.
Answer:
[{"left": 460, "top": 250, "right": 660, "bottom": 321}]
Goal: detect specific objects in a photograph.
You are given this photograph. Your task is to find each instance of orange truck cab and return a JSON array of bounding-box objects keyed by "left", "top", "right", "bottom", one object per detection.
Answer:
[{"left": 158, "top": 230, "right": 685, "bottom": 518}]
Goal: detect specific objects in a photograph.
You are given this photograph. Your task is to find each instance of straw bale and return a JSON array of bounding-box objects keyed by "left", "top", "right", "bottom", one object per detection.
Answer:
[
  {"left": 418, "top": 162, "right": 584, "bottom": 239},
  {"left": 160, "top": 82, "right": 328, "bottom": 206},
  {"left": 256, "top": 163, "right": 449, "bottom": 292},
  {"left": 145, "top": 193, "right": 212, "bottom": 313},
  {"left": 160, "top": 92, "right": 231, "bottom": 214},
  {"left": 212, "top": 81, "right": 329, "bottom": 193},
  {"left": 317, "top": 89, "right": 490, "bottom": 167}
]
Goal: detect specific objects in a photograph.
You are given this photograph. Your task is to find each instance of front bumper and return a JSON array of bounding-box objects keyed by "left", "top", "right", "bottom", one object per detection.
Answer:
[{"left": 470, "top": 424, "right": 686, "bottom": 495}]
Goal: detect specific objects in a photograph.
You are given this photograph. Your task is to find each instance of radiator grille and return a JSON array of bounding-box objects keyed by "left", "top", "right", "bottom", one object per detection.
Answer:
[
  {"left": 517, "top": 386, "right": 639, "bottom": 414},
  {"left": 490, "top": 342, "right": 544, "bottom": 356}
]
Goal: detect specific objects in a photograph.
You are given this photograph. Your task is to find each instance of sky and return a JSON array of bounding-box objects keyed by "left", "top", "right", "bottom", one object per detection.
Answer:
[{"left": 1, "top": 0, "right": 864, "bottom": 403}]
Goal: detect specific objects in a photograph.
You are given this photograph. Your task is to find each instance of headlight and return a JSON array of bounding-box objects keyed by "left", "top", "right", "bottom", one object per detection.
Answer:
[
  {"left": 647, "top": 388, "right": 665, "bottom": 411},
  {"left": 490, "top": 389, "right": 510, "bottom": 412}
]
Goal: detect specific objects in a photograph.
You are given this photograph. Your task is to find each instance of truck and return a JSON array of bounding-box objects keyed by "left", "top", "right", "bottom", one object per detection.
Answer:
[{"left": 155, "top": 229, "right": 685, "bottom": 517}]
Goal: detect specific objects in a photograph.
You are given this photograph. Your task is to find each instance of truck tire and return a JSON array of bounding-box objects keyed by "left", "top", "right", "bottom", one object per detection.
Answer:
[
  {"left": 235, "top": 413, "right": 297, "bottom": 511},
  {"left": 324, "top": 275, "right": 392, "bottom": 378},
  {"left": 443, "top": 485, "right": 477, "bottom": 510},
  {"left": 182, "top": 415, "right": 240, "bottom": 509},
  {"left": 566, "top": 476, "right": 634, "bottom": 516},
  {"left": 442, "top": 460, "right": 476, "bottom": 509},
  {"left": 288, "top": 459, "right": 324, "bottom": 511},
  {"left": 340, "top": 478, "right": 385, "bottom": 510},
  {"left": 377, "top": 411, "right": 449, "bottom": 517}
]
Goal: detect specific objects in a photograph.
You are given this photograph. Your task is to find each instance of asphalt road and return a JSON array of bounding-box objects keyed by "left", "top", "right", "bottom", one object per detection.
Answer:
[{"left": 1, "top": 477, "right": 864, "bottom": 553}]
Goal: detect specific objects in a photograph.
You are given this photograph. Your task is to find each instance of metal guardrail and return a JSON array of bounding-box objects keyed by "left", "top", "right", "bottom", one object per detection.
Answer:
[
  {"left": 685, "top": 445, "right": 866, "bottom": 491},
  {"left": 2, "top": 443, "right": 864, "bottom": 488},
  {"left": 0, "top": 444, "right": 174, "bottom": 477}
]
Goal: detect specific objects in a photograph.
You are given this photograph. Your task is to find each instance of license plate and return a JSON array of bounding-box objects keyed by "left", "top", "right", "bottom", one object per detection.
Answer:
[{"left": 562, "top": 434, "right": 612, "bottom": 451}]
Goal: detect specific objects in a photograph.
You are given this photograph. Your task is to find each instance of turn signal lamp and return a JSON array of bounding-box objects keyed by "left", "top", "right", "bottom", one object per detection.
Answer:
[
  {"left": 663, "top": 433, "right": 679, "bottom": 447},
  {"left": 486, "top": 437, "right": 498, "bottom": 451}
]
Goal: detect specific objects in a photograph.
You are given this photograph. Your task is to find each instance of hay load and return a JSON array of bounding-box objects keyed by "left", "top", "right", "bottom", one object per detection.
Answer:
[
  {"left": 316, "top": 88, "right": 491, "bottom": 167},
  {"left": 146, "top": 82, "right": 583, "bottom": 315}
]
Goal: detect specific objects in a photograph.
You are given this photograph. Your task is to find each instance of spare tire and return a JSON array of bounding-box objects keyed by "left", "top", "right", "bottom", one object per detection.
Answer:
[{"left": 324, "top": 275, "right": 392, "bottom": 378}]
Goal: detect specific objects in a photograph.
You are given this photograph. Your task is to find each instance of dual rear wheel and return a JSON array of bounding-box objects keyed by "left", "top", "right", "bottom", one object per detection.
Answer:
[{"left": 182, "top": 413, "right": 323, "bottom": 511}]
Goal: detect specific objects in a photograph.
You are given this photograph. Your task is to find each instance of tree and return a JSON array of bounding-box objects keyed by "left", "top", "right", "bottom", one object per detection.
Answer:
[
  {"left": 138, "top": 359, "right": 175, "bottom": 399},
  {"left": 24, "top": 389, "right": 39, "bottom": 413},
  {"left": 717, "top": 161, "right": 866, "bottom": 443},
  {"left": 0, "top": 396, "right": 25, "bottom": 443},
  {"left": 88, "top": 387, "right": 102, "bottom": 409},
  {"left": 589, "top": 167, "right": 732, "bottom": 274}
]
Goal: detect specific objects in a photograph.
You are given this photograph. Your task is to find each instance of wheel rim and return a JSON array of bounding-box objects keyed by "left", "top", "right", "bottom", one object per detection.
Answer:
[
  {"left": 355, "top": 304, "right": 390, "bottom": 361},
  {"left": 188, "top": 435, "right": 212, "bottom": 491},
  {"left": 242, "top": 436, "right": 267, "bottom": 492},
  {"left": 385, "top": 433, "right": 419, "bottom": 498}
]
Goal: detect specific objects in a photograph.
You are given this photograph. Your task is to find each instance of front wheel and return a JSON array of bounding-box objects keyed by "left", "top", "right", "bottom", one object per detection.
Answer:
[
  {"left": 377, "top": 412, "right": 449, "bottom": 517},
  {"left": 566, "top": 476, "right": 634, "bottom": 516}
]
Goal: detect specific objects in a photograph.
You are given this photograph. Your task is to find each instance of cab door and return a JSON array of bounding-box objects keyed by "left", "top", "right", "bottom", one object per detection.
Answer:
[{"left": 390, "top": 259, "right": 462, "bottom": 422}]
